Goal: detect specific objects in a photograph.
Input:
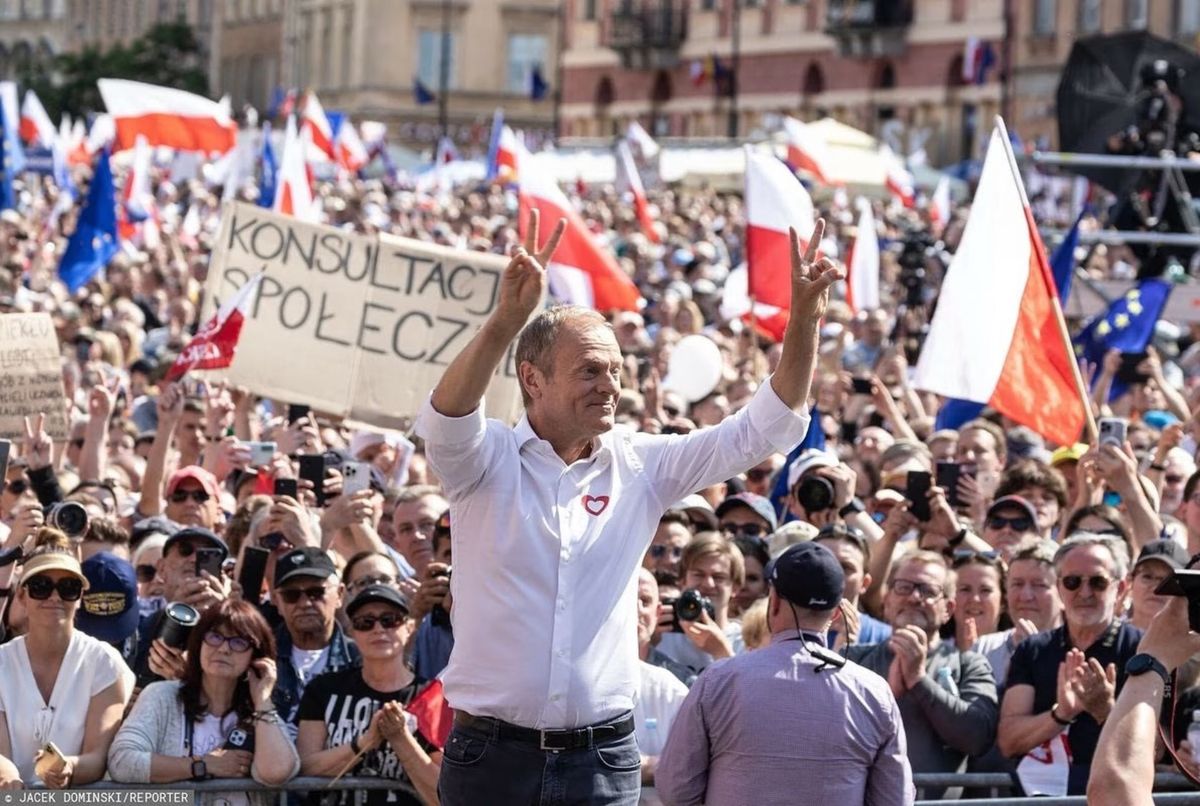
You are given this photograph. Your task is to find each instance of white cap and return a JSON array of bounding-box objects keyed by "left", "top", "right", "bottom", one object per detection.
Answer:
[{"left": 786, "top": 449, "right": 839, "bottom": 492}]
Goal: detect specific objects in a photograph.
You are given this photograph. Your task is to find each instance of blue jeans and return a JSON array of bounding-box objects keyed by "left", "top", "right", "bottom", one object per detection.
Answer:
[{"left": 438, "top": 714, "right": 641, "bottom": 806}]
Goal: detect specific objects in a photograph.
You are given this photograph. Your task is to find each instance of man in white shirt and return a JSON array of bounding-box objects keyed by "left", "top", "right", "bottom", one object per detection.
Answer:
[
  {"left": 634, "top": 568, "right": 688, "bottom": 788},
  {"left": 416, "top": 212, "right": 840, "bottom": 805}
]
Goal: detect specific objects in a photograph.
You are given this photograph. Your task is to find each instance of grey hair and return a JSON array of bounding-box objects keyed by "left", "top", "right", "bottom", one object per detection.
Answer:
[
  {"left": 514, "top": 305, "right": 611, "bottom": 405},
  {"left": 1053, "top": 532, "right": 1130, "bottom": 580}
]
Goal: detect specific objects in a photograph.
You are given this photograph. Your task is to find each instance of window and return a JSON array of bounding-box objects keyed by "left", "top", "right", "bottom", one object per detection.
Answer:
[
  {"left": 1180, "top": 0, "right": 1200, "bottom": 34},
  {"left": 1127, "top": 0, "right": 1147, "bottom": 27},
  {"left": 583, "top": 0, "right": 596, "bottom": 20},
  {"left": 1078, "top": 0, "right": 1101, "bottom": 32},
  {"left": 417, "top": 28, "right": 457, "bottom": 90},
  {"left": 1033, "top": 0, "right": 1056, "bottom": 34},
  {"left": 701, "top": 0, "right": 716, "bottom": 10},
  {"left": 507, "top": 33, "right": 547, "bottom": 93}
]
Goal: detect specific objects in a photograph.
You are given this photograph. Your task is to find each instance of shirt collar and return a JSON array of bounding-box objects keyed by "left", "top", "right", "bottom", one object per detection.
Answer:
[{"left": 514, "top": 414, "right": 610, "bottom": 463}]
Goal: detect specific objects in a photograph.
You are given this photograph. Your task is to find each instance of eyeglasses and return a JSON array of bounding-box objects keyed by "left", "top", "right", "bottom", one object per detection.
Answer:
[
  {"left": 203, "top": 630, "right": 254, "bottom": 653},
  {"left": 4, "top": 479, "right": 27, "bottom": 495},
  {"left": 277, "top": 586, "right": 329, "bottom": 604},
  {"left": 350, "top": 612, "right": 406, "bottom": 632},
  {"left": 721, "top": 522, "right": 767, "bottom": 539},
  {"left": 136, "top": 564, "right": 157, "bottom": 583},
  {"left": 986, "top": 514, "right": 1034, "bottom": 532},
  {"left": 649, "top": 545, "right": 683, "bottom": 560},
  {"left": 1061, "top": 575, "right": 1112, "bottom": 592},
  {"left": 170, "top": 489, "right": 211, "bottom": 504},
  {"left": 260, "top": 533, "right": 293, "bottom": 552},
  {"left": 890, "top": 578, "right": 944, "bottom": 601},
  {"left": 348, "top": 574, "right": 394, "bottom": 592},
  {"left": 24, "top": 575, "right": 84, "bottom": 601}
]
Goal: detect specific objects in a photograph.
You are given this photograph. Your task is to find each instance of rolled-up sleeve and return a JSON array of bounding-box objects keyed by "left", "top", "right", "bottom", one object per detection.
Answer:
[
  {"left": 413, "top": 395, "right": 494, "bottom": 498},
  {"left": 866, "top": 696, "right": 915, "bottom": 806},
  {"left": 636, "top": 377, "right": 811, "bottom": 507},
  {"left": 654, "top": 676, "right": 713, "bottom": 806}
]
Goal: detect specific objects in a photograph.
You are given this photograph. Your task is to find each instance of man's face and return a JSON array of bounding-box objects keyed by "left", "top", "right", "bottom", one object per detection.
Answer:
[
  {"left": 1129, "top": 559, "right": 1173, "bottom": 626},
  {"left": 1058, "top": 544, "right": 1126, "bottom": 631},
  {"left": 691, "top": 395, "right": 729, "bottom": 428},
  {"left": 644, "top": 520, "right": 690, "bottom": 576},
  {"left": 817, "top": 537, "right": 868, "bottom": 604},
  {"left": 276, "top": 575, "right": 342, "bottom": 640},
  {"left": 165, "top": 479, "right": 218, "bottom": 529},
  {"left": 864, "top": 311, "right": 888, "bottom": 344},
  {"left": 1, "top": 465, "right": 35, "bottom": 520},
  {"left": 177, "top": 409, "right": 207, "bottom": 457},
  {"left": 883, "top": 560, "right": 951, "bottom": 638},
  {"left": 855, "top": 427, "right": 894, "bottom": 468},
  {"left": 956, "top": 428, "right": 1002, "bottom": 474},
  {"left": 733, "top": 554, "right": 766, "bottom": 614},
  {"left": 982, "top": 505, "right": 1038, "bottom": 562},
  {"left": 389, "top": 495, "right": 446, "bottom": 568},
  {"left": 525, "top": 322, "right": 622, "bottom": 440},
  {"left": 718, "top": 505, "right": 771, "bottom": 542},
  {"left": 157, "top": 538, "right": 206, "bottom": 600},
  {"left": 1013, "top": 485, "right": 1059, "bottom": 538},
  {"left": 1162, "top": 463, "right": 1190, "bottom": 515},
  {"left": 1007, "top": 559, "right": 1061, "bottom": 629},
  {"left": 636, "top": 574, "right": 658, "bottom": 648},
  {"left": 685, "top": 553, "right": 736, "bottom": 617},
  {"left": 742, "top": 456, "right": 779, "bottom": 497}
]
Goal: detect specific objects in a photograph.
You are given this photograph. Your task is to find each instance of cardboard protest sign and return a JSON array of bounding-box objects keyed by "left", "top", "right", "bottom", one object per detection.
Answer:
[
  {"left": 201, "top": 202, "right": 526, "bottom": 427},
  {"left": 0, "top": 313, "right": 68, "bottom": 440}
]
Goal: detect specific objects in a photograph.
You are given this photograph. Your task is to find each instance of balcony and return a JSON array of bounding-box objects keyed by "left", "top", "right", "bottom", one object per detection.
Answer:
[
  {"left": 607, "top": 2, "right": 688, "bottom": 71},
  {"left": 825, "top": 0, "right": 913, "bottom": 58}
]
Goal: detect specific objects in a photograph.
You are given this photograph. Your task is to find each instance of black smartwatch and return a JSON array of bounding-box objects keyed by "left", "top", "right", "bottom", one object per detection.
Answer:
[
  {"left": 190, "top": 756, "right": 208, "bottom": 781},
  {"left": 1126, "top": 653, "right": 1171, "bottom": 690},
  {"left": 838, "top": 498, "right": 865, "bottom": 518}
]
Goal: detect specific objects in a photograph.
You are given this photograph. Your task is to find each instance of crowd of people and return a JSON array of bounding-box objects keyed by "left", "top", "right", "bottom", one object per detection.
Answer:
[{"left": 1, "top": 146, "right": 1200, "bottom": 805}]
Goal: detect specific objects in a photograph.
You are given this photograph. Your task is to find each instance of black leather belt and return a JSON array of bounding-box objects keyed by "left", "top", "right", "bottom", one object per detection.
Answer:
[{"left": 453, "top": 711, "right": 635, "bottom": 752}]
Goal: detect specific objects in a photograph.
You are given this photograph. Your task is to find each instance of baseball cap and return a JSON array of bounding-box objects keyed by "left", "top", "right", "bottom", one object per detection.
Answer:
[
  {"left": 714, "top": 492, "right": 778, "bottom": 532},
  {"left": 346, "top": 583, "right": 411, "bottom": 618},
  {"left": 166, "top": 466, "right": 221, "bottom": 499},
  {"left": 131, "top": 515, "right": 181, "bottom": 546},
  {"left": 986, "top": 495, "right": 1038, "bottom": 525},
  {"left": 667, "top": 494, "right": 719, "bottom": 531},
  {"left": 1050, "top": 443, "right": 1088, "bottom": 467},
  {"left": 787, "top": 450, "right": 839, "bottom": 492},
  {"left": 1134, "top": 538, "right": 1190, "bottom": 572},
  {"left": 163, "top": 526, "right": 229, "bottom": 562},
  {"left": 76, "top": 552, "right": 140, "bottom": 645},
  {"left": 274, "top": 547, "right": 338, "bottom": 587},
  {"left": 765, "top": 542, "right": 844, "bottom": 611}
]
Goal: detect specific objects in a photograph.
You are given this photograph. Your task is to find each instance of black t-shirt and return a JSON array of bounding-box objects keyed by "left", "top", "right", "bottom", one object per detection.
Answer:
[
  {"left": 297, "top": 666, "right": 430, "bottom": 806},
  {"left": 1006, "top": 619, "right": 1142, "bottom": 795}
]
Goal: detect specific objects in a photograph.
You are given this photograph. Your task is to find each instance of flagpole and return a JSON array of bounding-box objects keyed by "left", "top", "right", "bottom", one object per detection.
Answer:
[{"left": 993, "top": 115, "right": 1098, "bottom": 443}]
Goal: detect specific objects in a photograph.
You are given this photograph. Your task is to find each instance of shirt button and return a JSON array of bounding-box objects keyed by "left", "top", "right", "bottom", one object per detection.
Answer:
[
  {"left": 557, "top": 598, "right": 566, "bottom": 610},
  {"left": 550, "top": 694, "right": 561, "bottom": 702},
  {"left": 557, "top": 648, "right": 567, "bottom": 657}
]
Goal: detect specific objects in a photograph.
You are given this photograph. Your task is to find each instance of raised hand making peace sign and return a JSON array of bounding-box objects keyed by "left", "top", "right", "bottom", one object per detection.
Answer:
[
  {"left": 789, "top": 218, "right": 843, "bottom": 321},
  {"left": 497, "top": 208, "right": 566, "bottom": 327}
]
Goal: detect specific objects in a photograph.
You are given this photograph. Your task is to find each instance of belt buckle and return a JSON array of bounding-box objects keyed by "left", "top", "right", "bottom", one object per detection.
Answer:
[{"left": 539, "top": 730, "right": 564, "bottom": 752}]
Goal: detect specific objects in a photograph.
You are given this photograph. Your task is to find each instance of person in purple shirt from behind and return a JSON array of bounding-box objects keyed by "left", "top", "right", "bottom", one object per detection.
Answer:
[{"left": 656, "top": 541, "right": 913, "bottom": 806}]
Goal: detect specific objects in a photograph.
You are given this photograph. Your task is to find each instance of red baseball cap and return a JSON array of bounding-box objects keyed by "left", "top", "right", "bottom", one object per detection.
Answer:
[{"left": 166, "top": 466, "right": 220, "bottom": 499}]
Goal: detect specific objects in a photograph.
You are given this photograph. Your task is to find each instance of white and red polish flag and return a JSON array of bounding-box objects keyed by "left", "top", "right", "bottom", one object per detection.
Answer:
[
  {"left": 513, "top": 140, "right": 639, "bottom": 312},
  {"left": 167, "top": 273, "right": 265, "bottom": 380},
  {"left": 782, "top": 117, "right": 834, "bottom": 185},
  {"left": 19, "top": 89, "right": 56, "bottom": 147},
  {"left": 881, "top": 144, "right": 916, "bottom": 208},
  {"left": 745, "top": 147, "right": 815, "bottom": 310},
  {"left": 914, "top": 122, "right": 1087, "bottom": 445},
  {"left": 494, "top": 125, "right": 521, "bottom": 182},
  {"left": 846, "top": 198, "right": 880, "bottom": 313},
  {"left": 930, "top": 175, "right": 951, "bottom": 231},
  {"left": 301, "top": 91, "right": 336, "bottom": 161},
  {"left": 98, "top": 79, "right": 236, "bottom": 154},
  {"left": 335, "top": 120, "right": 369, "bottom": 172},
  {"left": 625, "top": 120, "right": 660, "bottom": 161},
  {"left": 273, "top": 115, "right": 318, "bottom": 222},
  {"left": 615, "top": 140, "right": 660, "bottom": 244},
  {"left": 117, "top": 134, "right": 155, "bottom": 243}
]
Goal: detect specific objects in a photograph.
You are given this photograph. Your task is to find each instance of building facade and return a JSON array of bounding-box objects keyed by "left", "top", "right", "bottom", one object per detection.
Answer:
[{"left": 0, "top": 0, "right": 67, "bottom": 82}]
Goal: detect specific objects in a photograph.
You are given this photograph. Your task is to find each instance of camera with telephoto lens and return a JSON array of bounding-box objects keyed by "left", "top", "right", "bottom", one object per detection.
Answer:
[
  {"left": 674, "top": 588, "right": 715, "bottom": 624},
  {"left": 46, "top": 501, "right": 89, "bottom": 539},
  {"left": 157, "top": 601, "right": 200, "bottom": 649},
  {"left": 795, "top": 475, "right": 836, "bottom": 513}
]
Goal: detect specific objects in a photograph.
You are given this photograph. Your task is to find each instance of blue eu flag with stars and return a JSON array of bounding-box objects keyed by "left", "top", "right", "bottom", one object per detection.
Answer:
[
  {"left": 58, "top": 148, "right": 119, "bottom": 293},
  {"left": 1074, "top": 279, "right": 1172, "bottom": 401},
  {"left": 0, "top": 102, "right": 14, "bottom": 211}
]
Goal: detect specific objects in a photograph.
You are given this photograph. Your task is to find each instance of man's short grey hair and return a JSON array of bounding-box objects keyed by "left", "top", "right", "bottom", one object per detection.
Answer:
[
  {"left": 393, "top": 484, "right": 446, "bottom": 506},
  {"left": 1053, "top": 532, "right": 1130, "bottom": 580},
  {"left": 514, "top": 305, "right": 611, "bottom": 405}
]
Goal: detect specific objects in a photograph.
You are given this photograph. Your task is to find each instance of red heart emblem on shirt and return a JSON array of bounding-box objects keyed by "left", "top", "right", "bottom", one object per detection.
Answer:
[{"left": 582, "top": 495, "right": 610, "bottom": 516}]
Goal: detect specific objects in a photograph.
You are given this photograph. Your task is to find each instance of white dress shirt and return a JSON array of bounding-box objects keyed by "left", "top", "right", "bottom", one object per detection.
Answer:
[{"left": 414, "top": 379, "right": 809, "bottom": 729}]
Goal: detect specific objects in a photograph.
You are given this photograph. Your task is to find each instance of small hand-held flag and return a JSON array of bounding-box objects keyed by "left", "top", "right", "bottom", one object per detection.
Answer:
[
  {"left": 58, "top": 148, "right": 118, "bottom": 293},
  {"left": 1074, "top": 279, "right": 1172, "bottom": 401},
  {"left": 407, "top": 678, "right": 453, "bottom": 750},
  {"left": 166, "top": 273, "right": 265, "bottom": 380}
]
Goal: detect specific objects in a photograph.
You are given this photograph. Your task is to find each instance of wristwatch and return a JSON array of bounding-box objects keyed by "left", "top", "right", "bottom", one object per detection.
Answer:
[
  {"left": 838, "top": 498, "right": 865, "bottom": 518},
  {"left": 190, "top": 756, "right": 208, "bottom": 781},
  {"left": 1126, "top": 653, "right": 1171, "bottom": 690}
]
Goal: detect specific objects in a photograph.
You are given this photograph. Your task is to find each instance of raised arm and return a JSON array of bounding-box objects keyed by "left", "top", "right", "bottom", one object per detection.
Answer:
[
  {"left": 79, "top": 382, "right": 116, "bottom": 483},
  {"left": 141, "top": 384, "right": 184, "bottom": 518},
  {"left": 429, "top": 209, "right": 564, "bottom": 418},
  {"left": 769, "top": 219, "right": 844, "bottom": 411}
]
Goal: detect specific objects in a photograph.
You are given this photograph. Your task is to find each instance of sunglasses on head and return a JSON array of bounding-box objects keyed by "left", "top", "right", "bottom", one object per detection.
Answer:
[
  {"left": 203, "top": 630, "right": 254, "bottom": 653},
  {"left": 4, "top": 479, "right": 27, "bottom": 495},
  {"left": 350, "top": 612, "right": 406, "bottom": 632},
  {"left": 24, "top": 575, "right": 83, "bottom": 601},
  {"left": 170, "top": 489, "right": 210, "bottom": 504},
  {"left": 721, "top": 522, "right": 767, "bottom": 539},
  {"left": 986, "top": 514, "right": 1034, "bottom": 532},
  {"left": 136, "top": 564, "right": 157, "bottom": 583},
  {"left": 1061, "top": 574, "right": 1112, "bottom": 592},
  {"left": 278, "top": 585, "right": 329, "bottom": 605},
  {"left": 951, "top": 549, "right": 1004, "bottom": 566},
  {"left": 649, "top": 544, "right": 683, "bottom": 560},
  {"left": 349, "top": 574, "right": 395, "bottom": 592}
]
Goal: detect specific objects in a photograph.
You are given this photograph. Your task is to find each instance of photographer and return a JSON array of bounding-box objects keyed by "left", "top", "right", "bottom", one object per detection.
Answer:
[
  {"left": 785, "top": 449, "right": 884, "bottom": 541},
  {"left": 655, "top": 532, "right": 744, "bottom": 676},
  {"left": 408, "top": 510, "right": 454, "bottom": 681}
]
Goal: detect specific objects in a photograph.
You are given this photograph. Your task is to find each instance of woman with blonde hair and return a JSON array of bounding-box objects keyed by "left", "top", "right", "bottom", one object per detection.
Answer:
[{"left": 0, "top": 528, "right": 133, "bottom": 787}]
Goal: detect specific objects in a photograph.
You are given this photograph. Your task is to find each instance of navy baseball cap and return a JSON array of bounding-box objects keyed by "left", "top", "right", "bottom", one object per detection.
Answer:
[
  {"left": 131, "top": 515, "right": 181, "bottom": 546},
  {"left": 76, "top": 552, "right": 140, "bottom": 645},
  {"left": 715, "top": 492, "right": 778, "bottom": 532},
  {"left": 1135, "top": 538, "right": 1190, "bottom": 572},
  {"left": 164, "top": 526, "right": 228, "bottom": 562},
  {"left": 766, "top": 542, "right": 845, "bottom": 611},
  {"left": 274, "top": 547, "right": 338, "bottom": 587}
]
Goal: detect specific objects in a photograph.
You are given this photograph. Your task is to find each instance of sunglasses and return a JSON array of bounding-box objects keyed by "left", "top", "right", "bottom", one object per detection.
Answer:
[
  {"left": 203, "top": 630, "right": 254, "bottom": 653},
  {"left": 24, "top": 575, "right": 84, "bottom": 601},
  {"left": 649, "top": 544, "right": 683, "bottom": 560},
  {"left": 260, "top": 533, "right": 293, "bottom": 552},
  {"left": 277, "top": 586, "right": 329, "bottom": 604},
  {"left": 169, "top": 541, "right": 204, "bottom": 558},
  {"left": 170, "top": 489, "right": 211, "bottom": 504},
  {"left": 350, "top": 612, "right": 406, "bottom": 632},
  {"left": 721, "top": 523, "right": 768, "bottom": 539},
  {"left": 4, "top": 479, "right": 27, "bottom": 495},
  {"left": 136, "top": 564, "right": 157, "bottom": 583},
  {"left": 1166, "top": 474, "right": 1185, "bottom": 485},
  {"left": 986, "top": 514, "right": 1034, "bottom": 532},
  {"left": 1061, "top": 575, "right": 1112, "bottom": 592}
]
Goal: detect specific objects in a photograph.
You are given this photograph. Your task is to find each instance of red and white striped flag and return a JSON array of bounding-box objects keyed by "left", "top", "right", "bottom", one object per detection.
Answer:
[
  {"left": 930, "top": 175, "right": 951, "bottom": 231},
  {"left": 782, "top": 117, "right": 834, "bottom": 185},
  {"left": 494, "top": 125, "right": 521, "bottom": 182},
  {"left": 20, "top": 89, "right": 56, "bottom": 147},
  {"left": 273, "top": 116, "right": 318, "bottom": 222},
  {"left": 335, "top": 120, "right": 369, "bottom": 173},
  {"left": 615, "top": 140, "right": 660, "bottom": 244},
  {"left": 882, "top": 145, "right": 916, "bottom": 208},
  {"left": 98, "top": 79, "right": 236, "bottom": 154},
  {"left": 167, "top": 273, "right": 265, "bottom": 380},
  {"left": 301, "top": 91, "right": 336, "bottom": 161},
  {"left": 745, "top": 147, "right": 815, "bottom": 310},
  {"left": 625, "top": 120, "right": 660, "bottom": 161},
  {"left": 846, "top": 198, "right": 880, "bottom": 313}
]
